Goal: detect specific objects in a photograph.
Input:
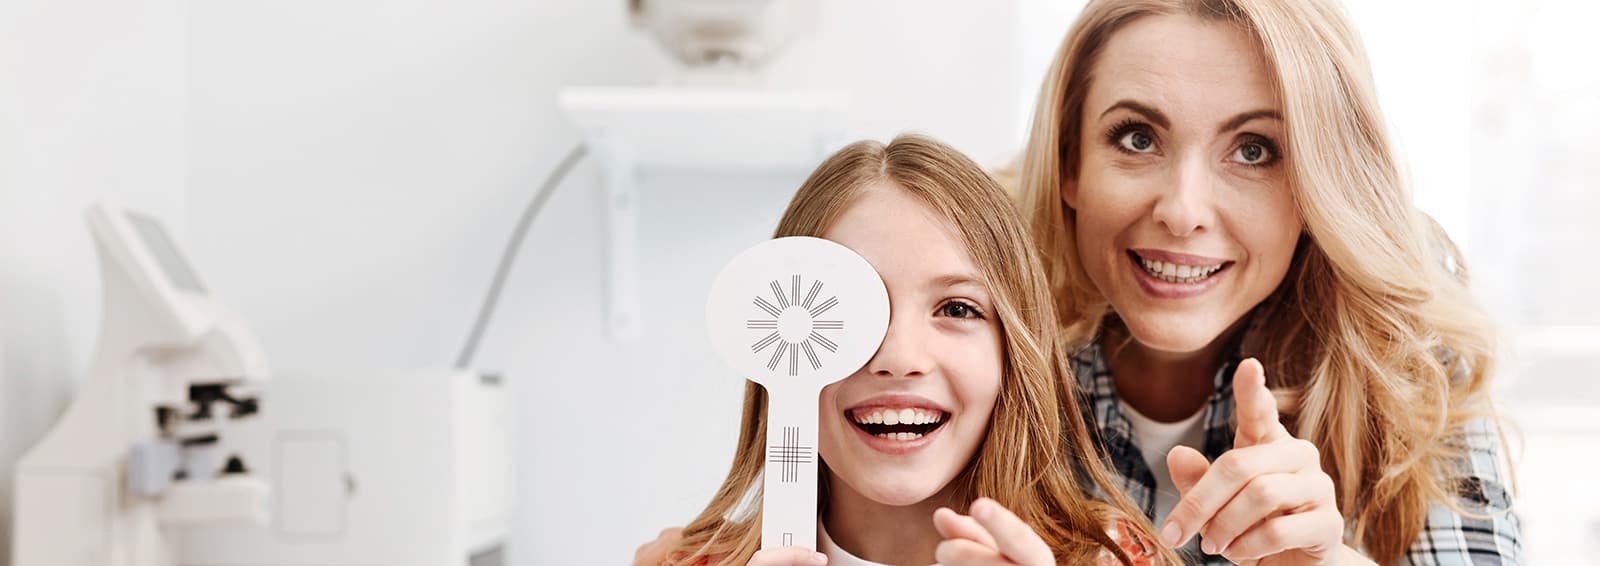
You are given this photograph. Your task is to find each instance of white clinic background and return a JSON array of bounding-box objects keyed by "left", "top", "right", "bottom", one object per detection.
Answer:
[{"left": 0, "top": 0, "right": 1595, "bottom": 564}]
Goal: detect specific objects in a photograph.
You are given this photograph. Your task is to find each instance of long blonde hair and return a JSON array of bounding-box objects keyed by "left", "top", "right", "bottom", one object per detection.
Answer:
[
  {"left": 669, "top": 135, "right": 1173, "bottom": 565},
  {"left": 1013, "top": 0, "right": 1504, "bottom": 561}
]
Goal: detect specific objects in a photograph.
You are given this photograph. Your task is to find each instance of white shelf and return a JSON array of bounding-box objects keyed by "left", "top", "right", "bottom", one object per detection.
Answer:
[
  {"left": 560, "top": 87, "right": 850, "bottom": 168},
  {"left": 558, "top": 86, "right": 851, "bottom": 340}
]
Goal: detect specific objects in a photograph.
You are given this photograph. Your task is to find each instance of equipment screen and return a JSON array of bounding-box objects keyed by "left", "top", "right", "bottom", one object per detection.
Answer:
[
  {"left": 127, "top": 211, "right": 207, "bottom": 295},
  {"left": 469, "top": 545, "right": 505, "bottom": 566}
]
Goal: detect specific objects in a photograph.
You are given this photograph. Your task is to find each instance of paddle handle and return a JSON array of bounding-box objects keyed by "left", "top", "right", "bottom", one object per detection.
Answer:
[{"left": 761, "top": 385, "right": 822, "bottom": 550}]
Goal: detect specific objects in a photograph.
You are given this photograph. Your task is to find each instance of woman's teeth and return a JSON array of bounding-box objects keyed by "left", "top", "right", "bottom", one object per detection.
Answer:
[{"left": 1139, "top": 256, "right": 1224, "bottom": 284}]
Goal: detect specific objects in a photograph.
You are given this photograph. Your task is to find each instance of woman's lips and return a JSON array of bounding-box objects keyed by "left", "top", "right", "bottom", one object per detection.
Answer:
[{"left": 1126, "top": 249, "right": 1233, "bottom": 299}]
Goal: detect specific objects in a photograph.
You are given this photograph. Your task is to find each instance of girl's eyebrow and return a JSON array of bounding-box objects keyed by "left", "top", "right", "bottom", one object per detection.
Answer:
[{"left": 927, "top": 273, "right": 988, "bottom": 293}]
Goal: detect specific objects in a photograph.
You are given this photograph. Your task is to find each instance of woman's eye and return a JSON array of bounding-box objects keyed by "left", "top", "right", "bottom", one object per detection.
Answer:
[
  {"left": 1230, "top": 139, "right": 1277, "bottom": 166},
  {"left": 1118, "top": 130, "right": 1157, "bottom": 153},
  {"left": 938, "top": 301, "right": 982, "bottom": 319}
]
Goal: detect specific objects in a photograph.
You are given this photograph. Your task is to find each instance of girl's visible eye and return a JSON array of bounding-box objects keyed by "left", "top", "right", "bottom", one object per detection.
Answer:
[
  {"left": 1107, "top": 119, "right": 1158, "bottom": 155},
  {"left": 1229, "top": 135, "right": 1280, "bottom": 167},
  {"left": 937, "top": 300, "right": 984, "bottom": 320}
]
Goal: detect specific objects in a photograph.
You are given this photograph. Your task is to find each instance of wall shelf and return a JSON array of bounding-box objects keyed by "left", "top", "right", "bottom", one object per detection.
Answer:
[{"left": 558, "top": 86, "right": 850, "bottom": 341}]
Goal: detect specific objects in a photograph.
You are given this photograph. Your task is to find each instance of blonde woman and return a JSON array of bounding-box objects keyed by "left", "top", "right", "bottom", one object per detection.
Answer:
[
  {"left": 659, "top": 135, "right": 1174, "bottom": 565},
  {"left": 953, "top": 0, "right": 1518, "bottom": 564}
]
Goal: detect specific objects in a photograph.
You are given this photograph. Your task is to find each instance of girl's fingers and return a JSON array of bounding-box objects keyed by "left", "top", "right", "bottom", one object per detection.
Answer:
[
  {"left": 967, "top": 498, "right": 1054, "bottom": 566},
  {"left": 933, "top": 507, "right": 1000, "bottom": 549},
  {"left": 1197, "top": 470, "right": 1334, "bottom": 555},
  {"left": 935, "top": 538, "right": 1013, "bottom": 566},
  {"left": 1160, "top": 439, "right": 1320, "bottom": 548}
]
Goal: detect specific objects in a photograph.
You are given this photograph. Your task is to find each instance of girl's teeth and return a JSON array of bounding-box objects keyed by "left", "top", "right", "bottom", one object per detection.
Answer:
[
  {"left": 876, "top": 432, "right": 924, "bottom": 441},
  {"left": 853, "top": 408, "right": 944, "bottom": 426}
]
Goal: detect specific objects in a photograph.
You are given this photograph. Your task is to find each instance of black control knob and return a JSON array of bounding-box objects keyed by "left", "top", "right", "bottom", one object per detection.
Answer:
[{"left": 221, "top": 455, "right": 250, "bottom": 476}]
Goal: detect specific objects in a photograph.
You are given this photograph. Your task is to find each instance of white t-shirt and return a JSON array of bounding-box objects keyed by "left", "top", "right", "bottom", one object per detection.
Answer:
[{"left": 1118, "top": 399, "right": 1208, "bottom": 528}]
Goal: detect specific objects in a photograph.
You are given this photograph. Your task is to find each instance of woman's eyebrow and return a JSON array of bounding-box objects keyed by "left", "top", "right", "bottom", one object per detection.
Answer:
[
  {"left": 1100, "top": 99, "right": 1170, "bottom": 129},
  {"left": 1217, "top": 109, "right": 1282, "bottom": 135}
]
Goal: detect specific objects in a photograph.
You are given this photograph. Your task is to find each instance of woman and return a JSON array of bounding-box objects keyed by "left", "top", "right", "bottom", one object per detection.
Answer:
[
  {"left": 973, "top": 0, "right": 1517, "bottom": 563},
  {"left": 660, "top": 135, "right": 1170, "bottom": 565}
]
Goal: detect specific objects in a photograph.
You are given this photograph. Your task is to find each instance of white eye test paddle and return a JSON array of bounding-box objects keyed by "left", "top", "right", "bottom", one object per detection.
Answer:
[{"left": 706, "top": 236, "right": 890, "bottom": 550}]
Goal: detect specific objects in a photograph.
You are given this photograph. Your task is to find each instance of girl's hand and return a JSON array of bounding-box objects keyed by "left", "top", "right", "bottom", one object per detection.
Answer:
[
  {"left": 932, "top": 498, "right": 1054, "bottom": 566},
  {"left": 1161, "top": 359, "right": 1344, "bottom": 565},
  {"left": 748, "top": 547, "right": 828, "bottom": 566}
]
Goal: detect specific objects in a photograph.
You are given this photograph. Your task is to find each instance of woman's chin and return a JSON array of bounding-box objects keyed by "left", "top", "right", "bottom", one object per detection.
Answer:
[{"left": 1118, "top": 312, "right": 1235, "bottom": 355}]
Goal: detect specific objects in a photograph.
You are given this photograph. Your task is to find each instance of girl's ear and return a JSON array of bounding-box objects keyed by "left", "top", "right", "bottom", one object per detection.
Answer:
[{"left": 1061, "top": 174, "right": 1079, "bottom": 210}]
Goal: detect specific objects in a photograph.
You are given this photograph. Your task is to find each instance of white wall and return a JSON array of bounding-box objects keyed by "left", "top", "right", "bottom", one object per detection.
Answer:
[
  {"left": 0, "top": 0, "right": 189, "bottom": 562},
  {"left": 1343, "top": 0, "right": 1473, "bottom": 252}
]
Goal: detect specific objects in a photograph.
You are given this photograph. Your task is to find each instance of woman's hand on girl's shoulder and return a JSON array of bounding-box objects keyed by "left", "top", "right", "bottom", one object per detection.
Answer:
[
  {"left": 632, "top": 527, "right": 685, "bottom": 566},
  {"left": 931, "top": 498, "right": 1055, "bottom": 566}
]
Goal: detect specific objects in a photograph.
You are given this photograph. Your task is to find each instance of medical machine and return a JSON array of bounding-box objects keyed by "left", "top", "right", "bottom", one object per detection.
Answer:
[
  {"left": 629, "top": 0, "right": 817, "bottom": 71},
  {"left": 13, "top": 203, "right": 271, "bottom": 566},
  {"left": 705, "top": 237, "right": 889, "bottom": 549},
  {"left": 177, "top": 368, "right": 515, "bottom": 566}
]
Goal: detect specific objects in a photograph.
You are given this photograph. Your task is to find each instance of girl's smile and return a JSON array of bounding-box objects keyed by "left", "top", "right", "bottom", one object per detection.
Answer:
[{"left": 843, "top": 394, "right": 952, "bottom": 455}]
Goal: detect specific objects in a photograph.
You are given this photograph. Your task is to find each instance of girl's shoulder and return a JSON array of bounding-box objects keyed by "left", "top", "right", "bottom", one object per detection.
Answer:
[{"left": 1093, "top": 518, "right": 1166, "bottom": 566}]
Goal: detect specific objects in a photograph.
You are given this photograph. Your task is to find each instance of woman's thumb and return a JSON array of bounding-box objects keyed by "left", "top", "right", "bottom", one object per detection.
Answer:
[{"left": 1167, "top": 445, "right": 1210, "bottom": 494}]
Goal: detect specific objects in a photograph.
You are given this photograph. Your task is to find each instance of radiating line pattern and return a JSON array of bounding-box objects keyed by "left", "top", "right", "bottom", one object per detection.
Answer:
[{"left": 745, "top": 274, "right": 847, "bottom": 377}]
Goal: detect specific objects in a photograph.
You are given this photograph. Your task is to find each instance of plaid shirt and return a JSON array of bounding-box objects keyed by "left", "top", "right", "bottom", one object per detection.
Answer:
[{"left": 1071, "top": 340, "right": 1523, "bottom": 565}]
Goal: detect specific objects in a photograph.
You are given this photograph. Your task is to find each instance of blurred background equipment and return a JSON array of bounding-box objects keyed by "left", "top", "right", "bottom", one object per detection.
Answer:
[
  {"left": 12, "top": 203, "right": 271, "bottom": 566},
  {"left": 178, "top": 368, "right": 514, "bottom": 566},
  {"left": 628, "top": 0, "right": 818, "bottom": 74}
]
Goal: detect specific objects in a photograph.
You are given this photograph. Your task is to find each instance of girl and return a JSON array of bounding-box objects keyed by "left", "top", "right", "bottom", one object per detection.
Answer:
[{"left": 662, "top": 135, "right": 1173, "bottom": 565}]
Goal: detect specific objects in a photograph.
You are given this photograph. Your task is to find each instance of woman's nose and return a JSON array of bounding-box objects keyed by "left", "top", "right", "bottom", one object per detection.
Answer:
[{"left": 1151, "top": 154, "right": 1218, "bottom": 237}]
